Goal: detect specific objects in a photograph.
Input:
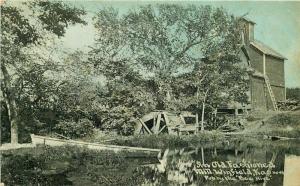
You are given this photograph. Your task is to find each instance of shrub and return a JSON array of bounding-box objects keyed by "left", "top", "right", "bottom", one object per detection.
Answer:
[
  {"left": 268, "top": 113, "right": 292, "bottom": 126},
  {"left": 54, "top": 119, "right": 94, "bottom": 138}
]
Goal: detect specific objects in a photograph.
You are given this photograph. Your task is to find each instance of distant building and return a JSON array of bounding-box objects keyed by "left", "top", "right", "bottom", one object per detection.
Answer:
[{"left": 240, "top": 18, "right": 286, "bottom": 111}]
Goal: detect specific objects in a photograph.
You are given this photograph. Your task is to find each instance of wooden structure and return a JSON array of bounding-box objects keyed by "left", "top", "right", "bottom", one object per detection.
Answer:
[
  {"left": 240, "top": 18, "right": 286, "bottom": 111},
  {"left": 134, "top": 111, "right": 199, "bottom": 135}
]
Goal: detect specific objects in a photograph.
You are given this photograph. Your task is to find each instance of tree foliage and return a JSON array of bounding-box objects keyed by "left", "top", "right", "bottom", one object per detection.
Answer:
[
  {"left": 89, "top": 4, "right": 249, "bottom": 131},
  {"left": 1, "top": 0, "right": 86, "bottom": 143},
  {"left": 286, "top": 87, "right": 300, "bottom": 102},
  {"left": 1, "top": 3, "right": 251, "bottom": 139}
]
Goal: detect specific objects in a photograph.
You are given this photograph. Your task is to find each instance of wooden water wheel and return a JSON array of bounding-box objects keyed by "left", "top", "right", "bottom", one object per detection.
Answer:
[{"left": 134, "top": 111, "right": 199, "bottom": 135}]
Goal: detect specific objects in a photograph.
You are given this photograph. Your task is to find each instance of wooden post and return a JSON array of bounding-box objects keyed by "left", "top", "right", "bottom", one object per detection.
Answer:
[
  {"left": 158, "top": 125, "right": 166, "bottom": 134},
  {"left": 196, "top": 113, "right": 199, "bottom": 133},
  {"left": 213, "top": 147, "right": 217, "bottom": 156},
  {"left": 201, "top": 147, "right": 205, "bottom": 164}
]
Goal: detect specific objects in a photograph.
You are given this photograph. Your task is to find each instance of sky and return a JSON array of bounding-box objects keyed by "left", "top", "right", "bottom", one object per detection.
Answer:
[{"left": 60, "top": 0, "right": 300, "bottom": 88}]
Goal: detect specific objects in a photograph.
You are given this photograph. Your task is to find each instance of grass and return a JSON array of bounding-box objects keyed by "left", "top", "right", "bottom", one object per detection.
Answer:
[
  {"left": 253, "top": 110, "right": 300, "bottom": 138},
  {"left": 88, "top": 130, "right": 226, "bottom": 150}
]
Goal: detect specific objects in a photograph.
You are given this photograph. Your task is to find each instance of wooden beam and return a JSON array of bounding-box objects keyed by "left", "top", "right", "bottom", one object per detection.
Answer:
[
  {"left": 163, "top": 112, "right": 170, "bottom": 126},
  {"left": 163, "top": 113, "right": 172, "bottom": 134},
  {"left": 158, "top": 125, "right": 166, "bottom": 134},
  {"left": 154, "top": 113, "right": 162, "bottom": 134},
  {"left": 139, "top": 119, "right": 152, "bottom": 134},
  {"left": 141, "top": 112, "right": 159, "bottom": 122}
]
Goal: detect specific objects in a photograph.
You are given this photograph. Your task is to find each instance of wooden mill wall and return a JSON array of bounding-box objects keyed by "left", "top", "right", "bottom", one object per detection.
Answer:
[
  {"left": 265, "top": 55, "right": 285, "bottom": 102},
  {"left": 247, "top": 46, "right": 264, "bottom": 73},
  {"left": 250, "top": 76, "right": 267, "bottom": 110},
  {"left": 247, "top": 47, "right": 285, "bottom": 110}
]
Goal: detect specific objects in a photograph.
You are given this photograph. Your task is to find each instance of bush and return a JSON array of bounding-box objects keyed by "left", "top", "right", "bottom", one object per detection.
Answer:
[
  {"left": 286, "top": 87, "right": 300, "bottom": 102},
  {"left": 54, "top": 119, "right": 94, "bottom": 138},
  {"left": 268, "top": 113, "right": 292, "bottom": 126}
]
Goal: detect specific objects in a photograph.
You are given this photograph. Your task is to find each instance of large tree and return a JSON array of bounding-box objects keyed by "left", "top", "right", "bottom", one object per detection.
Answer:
[
  {"left": 0, "top": 1, "right": 86, "bottom": 143},
  {"left": 89, "top": 4, "right": 249, "bottom": 131}
]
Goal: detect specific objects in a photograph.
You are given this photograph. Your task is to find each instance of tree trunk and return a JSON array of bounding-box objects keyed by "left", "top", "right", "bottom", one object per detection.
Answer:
[
  {"left": 6, "top": 99, "right": 18, "bottom": 144},
  {"left": 200, "top": 90, "right": 209, "bottom": 131},
  {"left": 1, "top": 64, "right": 18, "bottom": 144},
  {"left": 201, "top": 101, "right": 205, "bottom": 131}
]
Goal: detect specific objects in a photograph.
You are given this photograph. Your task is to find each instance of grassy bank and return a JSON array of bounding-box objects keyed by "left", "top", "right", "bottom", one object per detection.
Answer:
[
  {"left": 87, "top": 130, "right": 226, "bottom": 150},
  {"left": 246, "top": 110, "right": 300, "bottom": 138}
]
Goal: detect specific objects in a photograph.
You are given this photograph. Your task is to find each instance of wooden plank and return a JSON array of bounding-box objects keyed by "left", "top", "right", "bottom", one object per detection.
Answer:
[
  {"left": 179, "top": 125, "right": 197, "bottom": 132},
  {"left": 154, "top": 113, "right": 162, "bottom": 134},
  {"left": 163, "top": 112, "right": 170, "bottom": 126},
  {"left": 141, "top": 112, "right": 159, "bottom": 122},
  {"left": 163, "top": 112, "right": 175, "bottom": 134},
  {"left": 180, "top": 115, "right": 186, "bottom": 125},
  {"left": 180, "top": 111, "right": 194, "bottom": 116}
]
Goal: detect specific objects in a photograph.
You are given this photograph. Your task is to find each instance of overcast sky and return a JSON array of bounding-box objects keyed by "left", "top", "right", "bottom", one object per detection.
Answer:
[{"left": 60, "top": 1, "right": 300, "bottom": 88}]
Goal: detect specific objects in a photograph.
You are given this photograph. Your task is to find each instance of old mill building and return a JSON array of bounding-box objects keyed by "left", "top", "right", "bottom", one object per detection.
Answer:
[{"left": 239, "top": 18, "right": 286, "bottom": 111}]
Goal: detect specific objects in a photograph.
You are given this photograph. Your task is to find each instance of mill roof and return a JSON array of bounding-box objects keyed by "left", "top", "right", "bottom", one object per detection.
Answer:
[
  {"left": 241, "top": 17, "right": 256, "bottom": 25},
  {"left": 250, "top": 40, "right": 287, "bottom": 60}
]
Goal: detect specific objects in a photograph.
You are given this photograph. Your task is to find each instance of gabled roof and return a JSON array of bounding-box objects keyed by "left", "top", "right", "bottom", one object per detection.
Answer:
[
  {"left": 241, "top": 17, "right": 256, "bottom": 25},
  {"left": 250, "top": 40, "right": 287, "bottom": 60}
]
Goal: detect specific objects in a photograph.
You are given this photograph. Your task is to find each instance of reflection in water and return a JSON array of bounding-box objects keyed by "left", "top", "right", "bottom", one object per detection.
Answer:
[
  {"left": 139, "top": 140, "right": 299, "bottom": 186},
  {"left": 0, "top": 139, "right": 299, "bottom": 185}
]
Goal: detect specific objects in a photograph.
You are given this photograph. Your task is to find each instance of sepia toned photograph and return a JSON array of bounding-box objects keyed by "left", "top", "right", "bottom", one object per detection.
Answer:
[{"left": 0, "top": 0, "right": 300, "bottom": 185}]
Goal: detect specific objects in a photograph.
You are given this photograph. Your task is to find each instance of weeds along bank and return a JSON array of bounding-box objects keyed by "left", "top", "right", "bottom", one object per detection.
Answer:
[{"left": 1, "top": 146, "right": 147, "bottom": 186}]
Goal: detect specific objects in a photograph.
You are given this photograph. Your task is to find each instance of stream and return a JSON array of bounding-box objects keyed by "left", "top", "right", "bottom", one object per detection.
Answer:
[{"left": 1, "top": 138, "right": 299, "bottom": 186}]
